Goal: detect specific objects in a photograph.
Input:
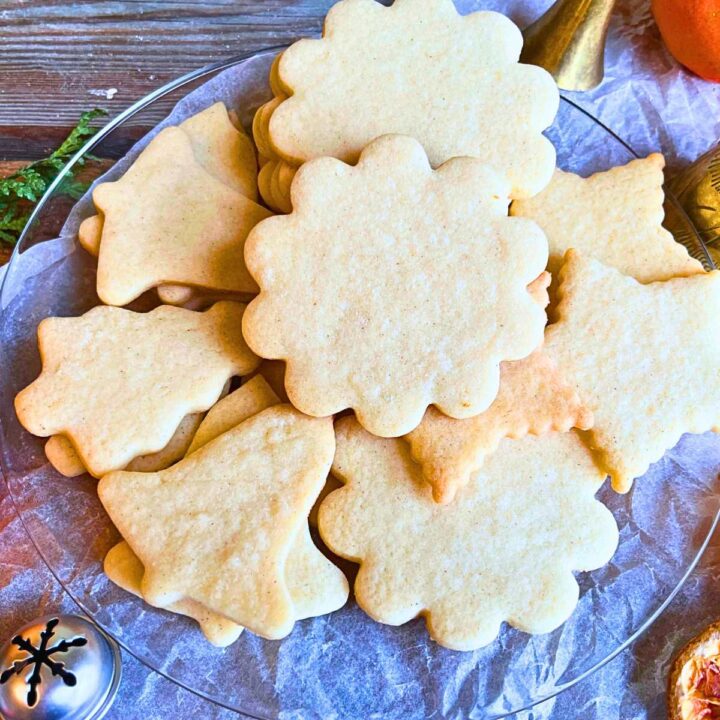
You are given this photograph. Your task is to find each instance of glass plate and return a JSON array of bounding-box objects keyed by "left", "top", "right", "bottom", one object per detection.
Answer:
[{"left": 1, "top": 49, "right": 719, "bottom": 720}]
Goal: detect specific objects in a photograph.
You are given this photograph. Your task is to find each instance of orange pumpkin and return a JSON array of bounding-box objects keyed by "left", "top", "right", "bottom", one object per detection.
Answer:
[{"left": 652, "top": 0, "right": 720, "bottom": 82}]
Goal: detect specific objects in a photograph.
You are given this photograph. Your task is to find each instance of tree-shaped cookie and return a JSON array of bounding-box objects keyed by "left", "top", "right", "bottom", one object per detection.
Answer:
[
  {"left": 92, "top": 125, "right": 270, "bottom": 306},
  {"left": 44, "top": 412, "right": 203, "bottom": 478},
  {"left": 43, "top": 380, "right": 233, "bottom": 478},
  {"left": 104, "top": 377, "right": 348, "bottom": 645},
  {"left": 98, "top": 406, "right": 336, "bottom": 639},
  {"left": 320, "top": 417, "right": 617, "bottom": 651},
  {"left": 15, "top": 302, "right": 258, "bottom": 477},
  {"left": 243, "top": 135, "right": 548, "bottom": 437},
  {"left": 406, "top": 349, "right": 593, "bottom": 504},
  {"left": 545, "top": 250, "right": 720, "bottom": 492},
  {"left": 266, "top": 0, "right": 558, "bottom": 199},
  {"left": 511, "top": 155, "right": 704, "bottom": 282}
]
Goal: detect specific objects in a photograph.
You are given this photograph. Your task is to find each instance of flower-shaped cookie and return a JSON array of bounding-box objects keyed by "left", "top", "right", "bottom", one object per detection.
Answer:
[
  {"left": 320, "top": 417, "right": 618, "bottom": 651},
  {"left": 268, "top": 0, "right": 559, "bottom": 199},
  {"left": 546, "top": 250, "right": 720, "bottom": 492},
  {"left": 243, "top": 135, "right": 548, "bottom": 437}
]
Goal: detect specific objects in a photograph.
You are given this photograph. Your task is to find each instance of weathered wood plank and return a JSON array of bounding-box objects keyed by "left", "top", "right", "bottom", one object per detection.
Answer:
[
  {"left": 0, "top": 0, "right": 333, "bottom": 153},
  {"left": 0, "top": 161, "right": 25, "bottom": 174}
]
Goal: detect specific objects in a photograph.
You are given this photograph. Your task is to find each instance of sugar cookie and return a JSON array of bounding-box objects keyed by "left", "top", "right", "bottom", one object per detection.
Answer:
[
  {"left": 99, "top": 407, "right": 336, "bottom": 639},
  {"left": 320, "top": 417, "right": 617, "bottom": 651},
  {"left": 269, "top": 0, "right": 558, "bottom": 199},
  {"left": 44, "top": 435, "right": 86, "bottom": 478},
  {"left": 243, "top": 135, "right": 548, "bottom": 437},
  {"left": 106, "top": 377, "right": 347, "bottom": 645},
  {"left": 104, "top": 542, "right": 243, "bottom": 647},
  {"left": 16, "top": 302, "right": 258, "bottom": 477},
  {"left": 406, "top": 348, "right": 592, "bottom": 504},
  {"left": 93, "top": 127, "right": 270, "bottom": 305},
  {"left": 545, "top": 250, "right": 720, "bottom": 492},
  {"left": 511, "top": 155, "right": 704, "bottom": 282}
]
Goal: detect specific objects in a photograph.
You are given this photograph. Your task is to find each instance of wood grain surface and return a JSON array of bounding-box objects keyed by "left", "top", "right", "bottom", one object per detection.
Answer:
[{"left": 0, "top": 1, "right": 340, "bottom": 160}]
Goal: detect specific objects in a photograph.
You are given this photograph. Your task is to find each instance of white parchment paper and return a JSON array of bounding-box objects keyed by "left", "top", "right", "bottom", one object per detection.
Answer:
[{"left": 3, "top": 2, "right": 720, "bottom": 718}]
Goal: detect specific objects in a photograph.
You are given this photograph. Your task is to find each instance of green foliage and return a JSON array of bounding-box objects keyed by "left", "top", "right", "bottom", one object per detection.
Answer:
[{"left": 0, "top": 109, "right": 107, "bottom": 247}]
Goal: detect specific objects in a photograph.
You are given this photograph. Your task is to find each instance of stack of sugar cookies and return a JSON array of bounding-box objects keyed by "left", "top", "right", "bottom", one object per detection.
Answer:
[
  {"left": 15, "top": 0, "right": 720, "bottom": 653},
  {"left": 252, "top": 0, "right": 558, "bottom": 211}
]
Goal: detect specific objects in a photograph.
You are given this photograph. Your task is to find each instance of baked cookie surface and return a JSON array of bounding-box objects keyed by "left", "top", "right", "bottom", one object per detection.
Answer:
[
  {"left": 512, "top": 154, "right": 703, "bottom": 282},
  {"left": 546, "top": 251, "right": 720, "bottom": 492},
  {"left": 405, "top": 348, "right": 593, "bottom": 504},
  {"left": 243, "top": 135, "right": 548, "bottom": 437},
  {"left": 269, "top": 0, "right": 558, "bottom": 199},
  {"left": 99, "top": 406, "right": 336, "bottom": 639},
  {"left": 15, "top": 302, "right": 258, "bottom": 477},
  {"left": 320, "top": 417, "right": 617, "bottom": 651}
]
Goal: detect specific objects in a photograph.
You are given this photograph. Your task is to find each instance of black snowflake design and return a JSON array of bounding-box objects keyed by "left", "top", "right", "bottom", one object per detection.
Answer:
[{"left": 0, "top": 617, "right": 87, "bottom": 707}]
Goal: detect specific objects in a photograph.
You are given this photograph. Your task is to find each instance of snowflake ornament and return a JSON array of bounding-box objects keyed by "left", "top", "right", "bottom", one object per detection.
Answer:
[{"left": 0, "top": 618, "right": 87, "bottom": 707}]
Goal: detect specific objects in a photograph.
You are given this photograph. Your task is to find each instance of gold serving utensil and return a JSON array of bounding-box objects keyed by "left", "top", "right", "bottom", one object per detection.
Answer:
[
  {"left": 667, "top": 145, "right": 720, "bottom": 269},
  {"left": 521, "top": 0, "right": 618, "bottom": 91}
]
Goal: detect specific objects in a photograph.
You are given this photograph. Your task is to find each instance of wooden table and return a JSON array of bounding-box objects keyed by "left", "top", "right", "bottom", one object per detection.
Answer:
[{"left": 0, "top": 1, "right": 337, "bottom": 159}]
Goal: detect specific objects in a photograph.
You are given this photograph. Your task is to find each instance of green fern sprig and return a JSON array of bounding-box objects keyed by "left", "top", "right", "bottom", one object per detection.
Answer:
[{"left": 0, "top": 109, "right": 107, "bottom": 247}]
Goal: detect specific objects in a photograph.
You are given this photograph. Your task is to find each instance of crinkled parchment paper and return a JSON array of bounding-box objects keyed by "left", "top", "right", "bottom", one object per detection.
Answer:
[{"left": 3, "top": 1, "right": 720, "bottom": 718}]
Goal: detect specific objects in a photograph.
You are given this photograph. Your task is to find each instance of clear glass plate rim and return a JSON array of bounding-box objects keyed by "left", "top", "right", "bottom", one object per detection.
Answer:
[{"left": 0, "top": 46, "right": 717, "bottom": 718}]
